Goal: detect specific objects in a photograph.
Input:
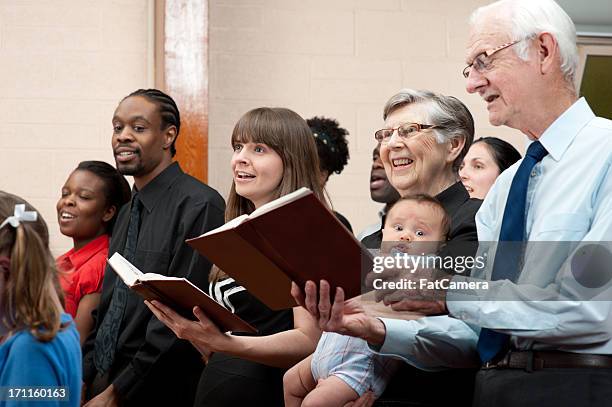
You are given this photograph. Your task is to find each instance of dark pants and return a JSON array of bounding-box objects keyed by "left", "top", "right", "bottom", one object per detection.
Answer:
[
  {"left": 473, "top": 367, "right": 612, "bottom": 407},
  {"left": 194, "top": 353, "right": 285, "bottom": 407},
  {"left": 86, "top": 346, "right": 202, "bottom": 407},
  {"left": 375, "top": 365, "right": 477, "bottom": 407}
]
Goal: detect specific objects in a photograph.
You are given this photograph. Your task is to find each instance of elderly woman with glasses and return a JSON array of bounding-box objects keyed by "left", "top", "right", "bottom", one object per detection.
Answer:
[
  {"left": 291, "top": 89, "right": 482, "bottom": 406},
  {"left": 361, "top": 89, "right": 481, "bottom": 252}
]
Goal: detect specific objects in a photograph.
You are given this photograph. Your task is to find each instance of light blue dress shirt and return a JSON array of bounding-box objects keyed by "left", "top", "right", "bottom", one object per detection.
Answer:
[{"left": 449, "top": 98, "right": 612, "bottom": 355}]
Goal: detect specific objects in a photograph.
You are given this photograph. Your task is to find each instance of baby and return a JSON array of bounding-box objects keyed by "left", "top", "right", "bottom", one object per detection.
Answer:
[{"left": 284, "top": 194, "right": 450, "bottom": 406}]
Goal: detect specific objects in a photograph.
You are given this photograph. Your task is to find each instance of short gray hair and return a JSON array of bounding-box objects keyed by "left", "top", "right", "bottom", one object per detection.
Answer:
[
  {"left": 470, "top": 0, "right": 578, "bottom": 90},
  {"left": 383, "top": 89, "right": 475, "bottom": 174}
]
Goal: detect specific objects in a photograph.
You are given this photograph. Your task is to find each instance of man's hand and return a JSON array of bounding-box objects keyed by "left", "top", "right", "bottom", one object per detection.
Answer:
[
  {"left": 365, "top": 260, "right": 450, "bottom": 316},
  {"left": 291, "top": 280, "right": 387, "bottom": 346},
  {"left": 83, "top": 384, "right": 118, "bottom": 407},
  {"left": 387, "top": 298, "right": 447, "bottom": 315}
]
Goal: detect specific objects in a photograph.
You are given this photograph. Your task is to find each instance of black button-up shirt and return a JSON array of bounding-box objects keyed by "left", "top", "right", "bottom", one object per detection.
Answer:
[{"left": 82, "top": 162, "right": 225, "bottom": 404}]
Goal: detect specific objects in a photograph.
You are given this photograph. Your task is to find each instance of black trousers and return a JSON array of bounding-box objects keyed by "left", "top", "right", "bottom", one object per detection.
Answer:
[
  {"left": 194, "top": 353, "right": 285, "bottom": 407},
  {"left": 375, "top": 365, "right": 476, "bottom": 407},
  {"left": 88, "top": 368, "right": 200, "bottom": 407},
  {"left": 86, "top": 345, "right": 202, "bottom": 406},
  {"left": 473, "top": 367, "right": 612, "bottom": 407}
]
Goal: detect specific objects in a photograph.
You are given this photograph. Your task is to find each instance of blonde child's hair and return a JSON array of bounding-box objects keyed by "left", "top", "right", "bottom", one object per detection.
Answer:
[{"left": 0, "top": 191, "right": 64, "bottom": 342}]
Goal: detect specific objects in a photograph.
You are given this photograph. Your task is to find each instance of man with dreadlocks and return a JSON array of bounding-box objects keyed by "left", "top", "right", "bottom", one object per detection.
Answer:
[{"left": 82, "top": 89, "right": 225, "bottom": 406}]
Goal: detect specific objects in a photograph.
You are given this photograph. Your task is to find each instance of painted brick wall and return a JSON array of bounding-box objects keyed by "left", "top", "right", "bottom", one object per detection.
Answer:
[
  {"left": 208, "top": 0, "right": 525, "bottom": 236},
  {"left": 0, "top": 0, "right": 151, "bottom": 256},
  {"left": 0, "top": 0, "right": 526, "bottom": 256}
]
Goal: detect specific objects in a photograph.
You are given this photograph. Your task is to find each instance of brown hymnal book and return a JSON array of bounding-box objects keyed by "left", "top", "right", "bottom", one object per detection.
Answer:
[
  {"left": 187, "top": 188, "right": 373, "bottom": 310},
  {"left": 107, "top": 252, "right": 257, "bottom": 334}
]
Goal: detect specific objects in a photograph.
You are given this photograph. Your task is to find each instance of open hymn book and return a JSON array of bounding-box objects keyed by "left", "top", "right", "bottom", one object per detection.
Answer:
[
  {"left": 107, "top": 252, "right": 257, "bottom": 333},
  {"left": 187, "top": 188, "right": 373, "bottom": 310}
]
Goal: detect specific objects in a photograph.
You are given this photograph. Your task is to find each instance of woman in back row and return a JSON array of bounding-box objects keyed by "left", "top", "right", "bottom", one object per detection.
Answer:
[{"left": 460, "top": 137, "right": 521, "bottom": 200}]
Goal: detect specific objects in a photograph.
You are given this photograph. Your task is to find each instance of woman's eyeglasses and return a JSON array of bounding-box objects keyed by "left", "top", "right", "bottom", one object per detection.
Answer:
[{"left": 374, "top": 123, "right": 441, "bottom": 143}]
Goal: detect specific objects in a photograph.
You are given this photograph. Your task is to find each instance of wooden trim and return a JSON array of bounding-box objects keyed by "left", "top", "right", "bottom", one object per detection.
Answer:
[
  {"left": 154, "top": 0, "right": 166, "bottom": 90},
  {"left": 155, "top": 0, "right": 209, "bottom": 183},
  {"left": 577, "top": 35, "right": 612, "bottom": 46},
  {"left": 576, "top": 42, "right": 612, "bottom": 89}
]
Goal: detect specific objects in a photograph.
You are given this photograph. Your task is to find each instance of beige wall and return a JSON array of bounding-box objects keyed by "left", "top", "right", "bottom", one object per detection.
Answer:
[
  {"left": 207, "top": 0, "right": 525, "bottom": 236},
  {"left": 0, "top": 0, "right": 152, "bottom": 256},
  {"left": 0, "top": 0, "right": 527, "bottom": 256}
]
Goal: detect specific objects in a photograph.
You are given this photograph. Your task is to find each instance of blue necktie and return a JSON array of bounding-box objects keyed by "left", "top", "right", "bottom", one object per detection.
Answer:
[
  {"left": 477, "top": 141, "right": 548, "bottom": 363},
  {"left": 94, "top": 193, "right": 142, "bottom": 374}
]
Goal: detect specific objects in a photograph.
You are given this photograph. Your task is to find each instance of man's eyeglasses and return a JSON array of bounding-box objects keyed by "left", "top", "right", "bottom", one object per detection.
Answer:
[
  {"left": 462, "top": 38, "right": 526, "bottom": 78},
  {"left": 374, "top": 123, "right": 441, "bottom": 143}
]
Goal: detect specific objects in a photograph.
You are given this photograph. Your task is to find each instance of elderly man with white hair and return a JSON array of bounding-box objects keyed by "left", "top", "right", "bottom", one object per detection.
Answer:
[
  {"left": 294, "top": 0, "right": 612, "bottom": 406},
  {"left": 391, "top": 0, "right": 612, "bottom": 405},
  {"left": 452, "top": 0, "right": 612, "bottom": 405}
]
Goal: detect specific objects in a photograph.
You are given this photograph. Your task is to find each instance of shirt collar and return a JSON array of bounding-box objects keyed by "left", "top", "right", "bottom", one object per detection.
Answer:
[
  {"left": 136, "top": 162, "right": 183, "bottom": 212},
  {"left": 59, "top": 234, "right": 109, "bottom": 271},
  {"left": 534, "top": 97, "right": 595, "bottom": 162}
]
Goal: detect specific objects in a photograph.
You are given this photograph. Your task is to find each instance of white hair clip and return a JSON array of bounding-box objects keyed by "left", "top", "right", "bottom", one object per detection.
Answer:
[{"left": 0, "top": 204, "right": 38, "bottom": 230}]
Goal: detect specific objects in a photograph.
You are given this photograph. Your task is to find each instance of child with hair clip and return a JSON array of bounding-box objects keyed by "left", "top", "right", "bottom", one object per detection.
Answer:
[
  {"left": 284, "top": 194, "right": 451, "bottom": 407},
  {"left": 0, "top": 191, "right": 81, "bottom": 406}
]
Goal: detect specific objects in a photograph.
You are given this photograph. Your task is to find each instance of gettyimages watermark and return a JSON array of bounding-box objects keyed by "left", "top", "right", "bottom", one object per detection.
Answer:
[
  {"left": 372, "top": 251, "right": 486, "bottom": 274},
  {"left": 358, "top": 241, "right": 612, "bottom": 302}
]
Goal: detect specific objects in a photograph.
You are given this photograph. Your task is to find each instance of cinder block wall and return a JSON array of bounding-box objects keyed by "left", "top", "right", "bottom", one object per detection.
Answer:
[
  {"left": 207, "top": 0, "right": 524, "bottom": 236},
  {"left": 0, "top": 0, "right": 151, "bottom": 256},
  {"left": 0, "top": 0, "right": 526, "bottom": 255}
]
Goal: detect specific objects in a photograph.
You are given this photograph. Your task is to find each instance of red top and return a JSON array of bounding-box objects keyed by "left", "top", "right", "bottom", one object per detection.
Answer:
[{"left": 56, "top": 234, "right": 109, "bottom": 317}]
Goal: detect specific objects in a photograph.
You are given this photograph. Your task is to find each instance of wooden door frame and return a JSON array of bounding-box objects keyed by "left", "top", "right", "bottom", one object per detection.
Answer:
[{"left": 155, "top": 0, "right": 209, "bottom": 183}]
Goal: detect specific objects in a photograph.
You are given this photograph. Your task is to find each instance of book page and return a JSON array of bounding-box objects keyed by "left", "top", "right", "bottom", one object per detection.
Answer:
[
  {"left": 200, "top": 214, "right": 249, "bottom": 237},
  {"left": 108, "top": 254, "right": 257, "bottom": 333},
  {"left": 108, "top": 253, "right": 187, "bottom": 283},
  {"left": 139, "top": 273, "right": 184, "bottom": 281},
  {"left": 192, "top": 188, "right": 312, "bottom": 240},
  {"left": 108, "top": 252, "right": 144, "bottom": 287},
  {"left": 249, "top": 187, "right": 311, "bottom": 218}
]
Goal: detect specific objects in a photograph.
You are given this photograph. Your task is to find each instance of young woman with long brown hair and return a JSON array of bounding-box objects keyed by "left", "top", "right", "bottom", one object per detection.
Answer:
[{"left": 146, "top": 107, "right": 326, "bottom": 405}]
